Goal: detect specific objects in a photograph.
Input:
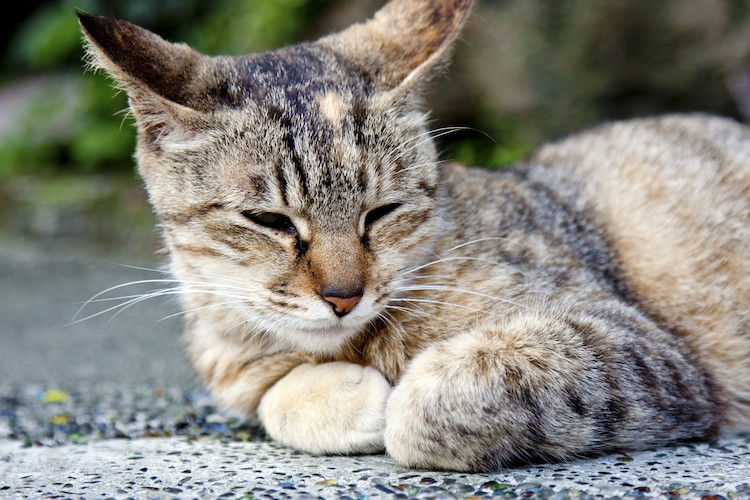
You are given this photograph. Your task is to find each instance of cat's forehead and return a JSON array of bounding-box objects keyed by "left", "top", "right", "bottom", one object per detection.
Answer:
[
  {"left": 203, "top": 44, "right": 431, "bottom": 223},
  {"left": 232, "top": 43, "right": 370, "bottom": 115}
]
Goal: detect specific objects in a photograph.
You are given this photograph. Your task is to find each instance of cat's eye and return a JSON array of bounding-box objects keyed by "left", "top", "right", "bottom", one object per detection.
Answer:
[
  {"left": 242, "top": 210, "right": 297, "bottom": 234},
  {"left": 364, "top": 203, "right": 402, "bottom": 228}
]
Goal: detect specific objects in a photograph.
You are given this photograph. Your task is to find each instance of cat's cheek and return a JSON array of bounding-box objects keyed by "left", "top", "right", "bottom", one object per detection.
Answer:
[{"left": 257, "top": 362, "right": 391, "bottom": 455}]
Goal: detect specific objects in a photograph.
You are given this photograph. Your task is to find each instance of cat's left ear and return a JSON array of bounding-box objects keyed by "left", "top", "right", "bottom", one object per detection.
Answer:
[
  {"left": 320, "top": 0, "right": 474, "bottom": 91},
  {"left": 78, "top": 13, "right": 226, "bottom": 144}
]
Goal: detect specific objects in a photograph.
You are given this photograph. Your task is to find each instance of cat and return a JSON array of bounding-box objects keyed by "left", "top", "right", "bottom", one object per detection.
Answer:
[{"left": 79, "top": 0, "right": 750, "bottom": 472}]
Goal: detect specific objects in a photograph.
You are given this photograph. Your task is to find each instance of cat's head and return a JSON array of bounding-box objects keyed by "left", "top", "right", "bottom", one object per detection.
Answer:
[{"left": 79, "top": 0, "right": 472, "bottom": 355}]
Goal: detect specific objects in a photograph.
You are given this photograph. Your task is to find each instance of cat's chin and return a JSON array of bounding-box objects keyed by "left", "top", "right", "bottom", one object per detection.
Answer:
[{"left": 269, "top": 319, "right": 371, "bottom": 355}]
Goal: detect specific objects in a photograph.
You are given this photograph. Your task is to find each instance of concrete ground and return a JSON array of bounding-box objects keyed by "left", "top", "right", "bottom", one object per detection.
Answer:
[
  {"left": 1, "top": 240, "right": 749, "bottom": 499},
  {"left": 2, "top": 435, "right": 749, "bottom": 499}
]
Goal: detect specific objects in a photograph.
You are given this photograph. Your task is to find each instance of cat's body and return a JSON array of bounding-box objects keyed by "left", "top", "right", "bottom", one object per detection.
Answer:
[{"left": 80, "top": 0, "right": 750, "bottom": 471}]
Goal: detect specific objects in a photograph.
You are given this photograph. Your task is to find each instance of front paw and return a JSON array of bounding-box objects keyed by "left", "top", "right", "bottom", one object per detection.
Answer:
[
  {"left": 384, "top": 317, "right": 600, "bottom": 471},
  {"left": 257, "top": 362, "right": 391, "bottom": 455}
]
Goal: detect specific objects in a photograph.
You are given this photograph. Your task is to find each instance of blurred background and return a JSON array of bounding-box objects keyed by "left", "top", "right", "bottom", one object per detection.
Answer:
[
  {"left": 3, "top": 0, "right": 750, "bottom": 254},
  {"left": 2, "top": 0, "right": 750, "bottom": 387}
]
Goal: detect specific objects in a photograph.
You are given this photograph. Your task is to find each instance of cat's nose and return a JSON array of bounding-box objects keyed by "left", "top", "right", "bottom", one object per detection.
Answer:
[{"left": 322, "top": 285, "right": 363, "bottom": 317}]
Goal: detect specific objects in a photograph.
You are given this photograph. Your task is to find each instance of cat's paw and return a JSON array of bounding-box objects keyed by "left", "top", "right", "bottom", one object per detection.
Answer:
[
  {"left": 384, "top": 316, "right": 597, "bottom": 471},
  {"left": 257, "top": 362, "right": 391, "bottom": 455},
  {"left": 384, "top": 334, "right": 494, "bottom": 471}
]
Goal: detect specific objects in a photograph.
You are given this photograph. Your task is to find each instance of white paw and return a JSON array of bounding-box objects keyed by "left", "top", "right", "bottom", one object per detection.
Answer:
[{"left": 257, "top": 362, "right": 391, "bottom": 455}]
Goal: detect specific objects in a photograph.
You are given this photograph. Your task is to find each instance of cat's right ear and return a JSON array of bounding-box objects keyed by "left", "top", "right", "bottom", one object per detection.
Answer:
[
  {"left": 321, "top": 0, "right": 474, "bottom": 91},
  {"left": 78, "top": 13, "right": 216, "bottom": 143}
]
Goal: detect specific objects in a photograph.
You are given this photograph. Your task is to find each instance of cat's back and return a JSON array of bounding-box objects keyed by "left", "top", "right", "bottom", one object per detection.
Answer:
[{"left": 527, "top": 114, "right": 750, "bottom": 427}]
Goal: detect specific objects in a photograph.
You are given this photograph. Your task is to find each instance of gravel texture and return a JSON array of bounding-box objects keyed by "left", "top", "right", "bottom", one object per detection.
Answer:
[
  {"left": 0, "top": 384, "right": 256, "bottom": 447},
  {"left": 2, "top": 384, "right": 750, "bottom": 499},
  {"left": 3, "top": 431, "right": 750, "bottom": 499}
]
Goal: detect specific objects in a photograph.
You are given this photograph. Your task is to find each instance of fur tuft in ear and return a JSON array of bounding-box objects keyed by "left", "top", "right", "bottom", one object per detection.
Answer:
[
  {"left": 78, "top": 13, "right": 207, "bottom": 108},
  {"left": 78, "top": 13, "right": 227, "bottom": 145},
  {"left": 320, "top": 0, "right": 474, "bottom": 90}
]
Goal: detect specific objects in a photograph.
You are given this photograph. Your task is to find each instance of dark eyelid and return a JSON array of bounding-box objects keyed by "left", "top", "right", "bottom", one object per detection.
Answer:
[
  {"left": 365, "top": 202, "right": 402, "bottom": 228},
  {"left": 241, "top": 210, "right": 297, "bottom": 234}
]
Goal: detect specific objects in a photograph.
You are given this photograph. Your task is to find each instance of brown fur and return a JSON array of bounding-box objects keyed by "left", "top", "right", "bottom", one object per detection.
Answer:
[
  {"left": 80, "top": 0, "right": 750, "bottom": 471},
  {"left": 529, "top": 116, "right": 750, "bottom": 427}
]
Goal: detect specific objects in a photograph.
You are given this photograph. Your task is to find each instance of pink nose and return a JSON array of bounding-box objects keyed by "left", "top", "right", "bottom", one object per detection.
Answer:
[
  {"left": 321, "top": 281, "right": 364, "bottom": 317},
  {"left": 323, "top": 294, "right": 362, "bottom": 317}
]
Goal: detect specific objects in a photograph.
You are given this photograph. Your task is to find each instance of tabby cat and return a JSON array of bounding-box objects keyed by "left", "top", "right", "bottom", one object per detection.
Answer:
[{"left": 79, "top": 0, "right": 750, "bottom": 471}]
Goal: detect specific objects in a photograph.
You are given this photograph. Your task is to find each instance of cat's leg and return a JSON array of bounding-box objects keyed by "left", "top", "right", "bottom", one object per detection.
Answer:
[
  {"left": 384, "top": 302, "right": 724, "bottom": 471},
  {"left": 258, "top": 361, "right": 392, "bottom": 454}
]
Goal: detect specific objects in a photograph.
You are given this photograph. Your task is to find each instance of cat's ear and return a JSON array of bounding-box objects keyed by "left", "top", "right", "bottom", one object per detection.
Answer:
[
  {"left": 78, "top": 13, "right": 219, "bottom": 143},
  {"left": 322, "top": 0, "right": 473, "bottom": 91}
]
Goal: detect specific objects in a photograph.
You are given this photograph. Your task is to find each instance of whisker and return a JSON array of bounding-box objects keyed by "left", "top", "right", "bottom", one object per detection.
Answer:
[
  {"left": 391, "top": 297, "right": 498, "bottom": 316},
  {"left": 341, "top": 333, "right": 365, "bottom": 358},
  {"left": 387, "top": 127, "right": 446, "bottom": 154},
  {"left": 376, "top": 309, "right": 400, "bottom": 333},
  {"left": 75, "top": 273, "right": 267, "bottom": 318},
  {"left": 80, "top": 293, "right": 154, "bottom": 304},
  {"left": 73, "top": 279, "right": 184, "bottom": 322},
  {"left": 70, "top": 287, "right": 181, "bottom": 325},
  {"left": 399, "top": 255, "right": 526, "bottom": 278},
  {"left": 384, "top": 303, "right": 436, "bottom": 322},
  {"left": 109, "top": 262, "right": 170, "bottom": 274},
  {"left": 395, "top": 284, "right": 530, "bottom": 310},
  {"left": 160, "top": 299, "right": 250, "bottom": 322},
  {"left": 381, "top": 127, "right": 460, "bottom": 168},
  {"left": 396, "top": 158, "right": 451, "bottom": 175},
  {"left": 233, "top": 318, "right": 263, "bottom": 342},
  {"left": 73, "top": 279, "right": 265, "bottom": 325},
  {"left": 389, "top": 126, "right": 472, "bottom": 159},
  {"left": 445, "top": 237, "right": 512, "bottom": 253},
  {"left": 111, "top": 262, "right": 264, "bottom": 287},
  {"left": 229, "top": 313, "right": 261, "bottom": 342},
  {"left": 383, "top": 304, "right": 420, "bottom": 314},
  {"left": 78, "top": 278, "right": 207, "bottom": 307}
]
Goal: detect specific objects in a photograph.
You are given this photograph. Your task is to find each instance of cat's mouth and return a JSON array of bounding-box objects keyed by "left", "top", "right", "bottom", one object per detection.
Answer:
[
  {"left": 238, "top": 291, "right": 381, "bottom": 353},
  {"left": 265, "top": 298, "right": 378, "bottom": 353}
]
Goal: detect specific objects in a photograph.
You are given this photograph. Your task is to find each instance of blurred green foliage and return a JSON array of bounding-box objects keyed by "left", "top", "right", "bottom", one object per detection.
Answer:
[
  {"left": 13, "top": 2, "right": 83, "bottom": 68},
  {"left": 0, "top": 0, "right": 340, "bottom": 178},
  {"left": 2, "top": 0, "right": 750, "bottom": 178}
]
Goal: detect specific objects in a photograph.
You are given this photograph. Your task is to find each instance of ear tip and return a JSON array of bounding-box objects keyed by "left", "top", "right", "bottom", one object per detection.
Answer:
[
  {"left": 76, "top": 11, "right": 106, "bottom": 29},
  {"left": 76, "top": 11, "right": 95, "bottom": 31},
  {"left": 77, "top": 12, "right": 138, "bottom": 41},
  {"left": 77, "top": 12, "right": 114, "bottom": 38}
]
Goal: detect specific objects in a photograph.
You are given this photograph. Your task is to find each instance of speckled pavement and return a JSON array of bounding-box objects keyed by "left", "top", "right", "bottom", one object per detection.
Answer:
[
  {"left": 2, "top": 434, "right": 750, "bottom": 499},
  {"left": 2, "top": 244, "right": 750, "bottom": 499}
]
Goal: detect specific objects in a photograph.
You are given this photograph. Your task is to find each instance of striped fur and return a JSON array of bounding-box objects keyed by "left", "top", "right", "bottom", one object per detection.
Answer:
[{"left": 80, "top": 0, "right": 750, "bottom": 471}]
